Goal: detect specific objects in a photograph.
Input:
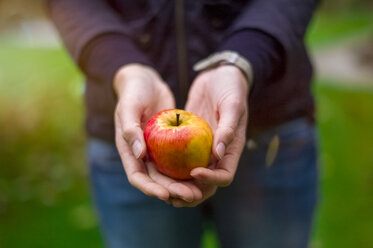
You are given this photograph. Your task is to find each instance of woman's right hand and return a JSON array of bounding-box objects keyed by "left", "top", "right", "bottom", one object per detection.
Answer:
[{"left": 114, "top": 64, "right": 203, "bottom": 204}]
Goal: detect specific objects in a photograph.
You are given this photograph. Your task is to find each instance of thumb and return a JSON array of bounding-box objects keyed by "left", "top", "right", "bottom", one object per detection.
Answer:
[
  {"left": 213, "top": 101, "right": 243, "bottom": 160},
  {"left": 117, "top": 105, "right": 147, "bottom": 159}
]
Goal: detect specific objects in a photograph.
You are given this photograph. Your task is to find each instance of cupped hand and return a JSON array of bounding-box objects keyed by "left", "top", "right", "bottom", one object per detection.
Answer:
[
  {"left": 171, "top": 64, "right": 249, "bottom": 207},
  {"left": 114, "top": 64, "right": 203, "bottom": 203}
]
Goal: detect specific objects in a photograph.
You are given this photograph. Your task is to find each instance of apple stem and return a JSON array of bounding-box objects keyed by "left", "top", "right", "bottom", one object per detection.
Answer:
[{"left": 176, "top": 113, "right": 180, "bottom": 126}]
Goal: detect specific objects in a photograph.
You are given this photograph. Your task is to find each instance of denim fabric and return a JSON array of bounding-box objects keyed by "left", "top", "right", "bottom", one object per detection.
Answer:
[{"left": 87, "top": 118, "right": 318, "bottom": 248}]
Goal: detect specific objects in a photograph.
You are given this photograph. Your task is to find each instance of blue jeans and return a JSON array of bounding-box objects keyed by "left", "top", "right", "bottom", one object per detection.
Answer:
[{"left": 88, "top": 118, "right": 318, "bottom": 248}]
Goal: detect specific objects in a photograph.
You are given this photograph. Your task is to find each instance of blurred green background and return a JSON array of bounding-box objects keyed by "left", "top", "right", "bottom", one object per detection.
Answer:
[{"left": 0, "top": 1, "right": 373, "bottom": 247}]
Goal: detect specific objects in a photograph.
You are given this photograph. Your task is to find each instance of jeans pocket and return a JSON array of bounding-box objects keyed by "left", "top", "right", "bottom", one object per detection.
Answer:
[{"left": 244, "top": 119, "right": 318, "bottom": 191}]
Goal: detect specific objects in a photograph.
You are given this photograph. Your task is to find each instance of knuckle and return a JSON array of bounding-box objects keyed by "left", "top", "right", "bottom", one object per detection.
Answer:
[
  {"left": 221, "top": 126, "right": 235, "bottom": 140},
  {"left": 115, "top": 99, "right": 125, "bottom": 113},
  {"left": 122, "top": 125, "right": 138, "bottom": 141},
  {"left": 221, "top": 179, "right": 232, "bottom": 187},
  {"left": 127, "top": 177, "right": 136, "bottom": 187},
  {"left": 227, "top": 99, "right": 246, "bottom": 117},
  {"left": 188, "top": 202, "right": 199, "bottom": 208},
  {"left": 229, "top": 100, "right": 242, "bottom": 110},
  {"left": 143, "top": 190, "right": 152, "bottom": 197},
  {"left": 114, "top": 108, "right": 121, "bottom": 124},
  {"left": 220, "top": 175, "right": 233, "bottom": 187},
  {"left": 172, "top": 202, "right": 184, "bottom": 208}
]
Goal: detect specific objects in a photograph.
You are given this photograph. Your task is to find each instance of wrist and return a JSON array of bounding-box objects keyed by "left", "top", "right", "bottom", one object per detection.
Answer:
[
  {"left": 215, "top": 64, "right": 249, "bottom": 94},
  {"left": 113, "top": 63, "right": 155, "bottom": 97}
]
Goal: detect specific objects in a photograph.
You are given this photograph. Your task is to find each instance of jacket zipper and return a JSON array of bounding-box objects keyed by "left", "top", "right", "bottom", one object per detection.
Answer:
[{"left": 174, "top": 0, "right": 189, "bottom": 108}]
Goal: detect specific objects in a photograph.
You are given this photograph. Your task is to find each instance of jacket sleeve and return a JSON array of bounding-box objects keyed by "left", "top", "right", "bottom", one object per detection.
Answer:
[
  {"left": 218, "top": 0, "right": 319, "bottom": 85},
  {"left": 47, "top": 0, "right": 153, "bottom": 85}
]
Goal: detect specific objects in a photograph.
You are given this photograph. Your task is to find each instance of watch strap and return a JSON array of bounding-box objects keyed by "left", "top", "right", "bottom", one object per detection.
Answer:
[{"left": 193, "top": 51, "right": 253, "bottom": 87}]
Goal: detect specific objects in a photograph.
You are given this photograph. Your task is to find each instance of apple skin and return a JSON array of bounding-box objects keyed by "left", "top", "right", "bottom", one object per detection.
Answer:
[{"left": 144, "top": 109, "right": 213, "bottom": 180}]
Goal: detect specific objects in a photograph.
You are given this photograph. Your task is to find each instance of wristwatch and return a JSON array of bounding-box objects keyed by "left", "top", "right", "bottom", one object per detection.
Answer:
[{"left": 193, "top": 50, "right": 253, "bottom": 87}]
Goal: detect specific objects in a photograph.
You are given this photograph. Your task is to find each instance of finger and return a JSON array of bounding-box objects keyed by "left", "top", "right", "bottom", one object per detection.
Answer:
[
  {"left": 213, "top": 100, "right": 244, "bottom": 160},
  {"left": 116, "top": 103, "right": 146, "bottom": 159},
  {"left": 129, "top": 172, "right": 170, "bottom": 201},
  {"left": 115, "top": 127, "right": 169, "bottom": 201},
  {"left": 179, "top": 181, "right": 203, "bottom": 202},
  {"left": 168, "top": 183, "right": 194, "bottom": 202},
  {"left": 171, "top": 198, "right": 199, "bottom": 208},
  {"left": 147, "top": 162, "right": 194, "bottom": 202},
  {"left": 192, "top": 116, "right": 247, "bottom": 187},
  {"left": 171, "top": 184, "right": 217, "bottom": 207},
  {"left": 147, "top": 162, "right": 202, "bottom": 202},
  {"left": 190, "top": 167, "right": 234, "bottom": 187}
]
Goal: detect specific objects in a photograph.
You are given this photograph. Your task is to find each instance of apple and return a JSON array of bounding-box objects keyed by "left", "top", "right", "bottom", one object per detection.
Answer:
[{"left": 144, "top": 109, "right": 213, "bottom": 180}]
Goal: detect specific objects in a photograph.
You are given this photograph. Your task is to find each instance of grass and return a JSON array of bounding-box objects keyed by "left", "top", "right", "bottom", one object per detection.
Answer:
[
  {"left": 312, "top": 82, "right": 373, "bottom": 248},
  {"left": 307, "top": 7, "right": 373, "bottom": 246}
]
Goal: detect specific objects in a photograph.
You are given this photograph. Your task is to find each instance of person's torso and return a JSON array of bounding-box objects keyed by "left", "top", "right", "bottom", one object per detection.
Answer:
[{"left": 85, "top": 0, "right": 314, "bottom": 142}]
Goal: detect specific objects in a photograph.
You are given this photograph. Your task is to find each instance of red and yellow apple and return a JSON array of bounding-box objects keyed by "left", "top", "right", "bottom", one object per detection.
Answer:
[{"left": 144, "top": 109, "right": 213, "bottom": 180}]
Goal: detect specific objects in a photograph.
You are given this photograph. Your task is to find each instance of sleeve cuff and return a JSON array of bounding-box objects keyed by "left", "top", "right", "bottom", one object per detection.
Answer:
[{"left": 218, "top": 29, "right": 285, "bottom": 85}]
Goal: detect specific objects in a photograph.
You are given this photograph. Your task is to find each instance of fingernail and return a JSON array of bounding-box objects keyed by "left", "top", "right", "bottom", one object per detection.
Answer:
[
  {"left": 132, "top": 140, "right": 142, "bottom": 159},
  {"left": 190, "top": 170, "right": 197, "bottom": 178},
  {"left": 216, "top": 143, "right": 225, "bottom": 160}
]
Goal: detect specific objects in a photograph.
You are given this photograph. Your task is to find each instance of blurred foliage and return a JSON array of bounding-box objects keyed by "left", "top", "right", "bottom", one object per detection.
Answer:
[
  {"left": 307, "top": 8, "right": 373, "bottom": 49},
  {"left": 0, "top": 46, "right": 84, "bottom": 207},
  {"left": 0, "top": 45, "right": 102, "bottom": 247},
  {"left": 312, "top": 83, "right": 373, "bottom": 248},
  {"left": 320, "top": 0, "right": 373, "bottom": 12}
]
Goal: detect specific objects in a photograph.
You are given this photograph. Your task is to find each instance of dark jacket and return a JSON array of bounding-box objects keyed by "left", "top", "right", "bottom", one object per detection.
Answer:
[{"left": 48, "top": 0, "right": 319, "bottom": 143}]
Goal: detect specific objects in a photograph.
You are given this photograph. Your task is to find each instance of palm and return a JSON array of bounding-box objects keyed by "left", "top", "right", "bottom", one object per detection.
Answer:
[
  {"left": 186, "top": 80, "right": 218, "bottom": 132},
  {"left": 186, "top": 66, "right": 248, "bottom": 132},
  {"left": 115, "top": 64, "right": 248, "bottom": 207},
  {"left": 169, "top": 65, "right": 250, "bottom": 207}
]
